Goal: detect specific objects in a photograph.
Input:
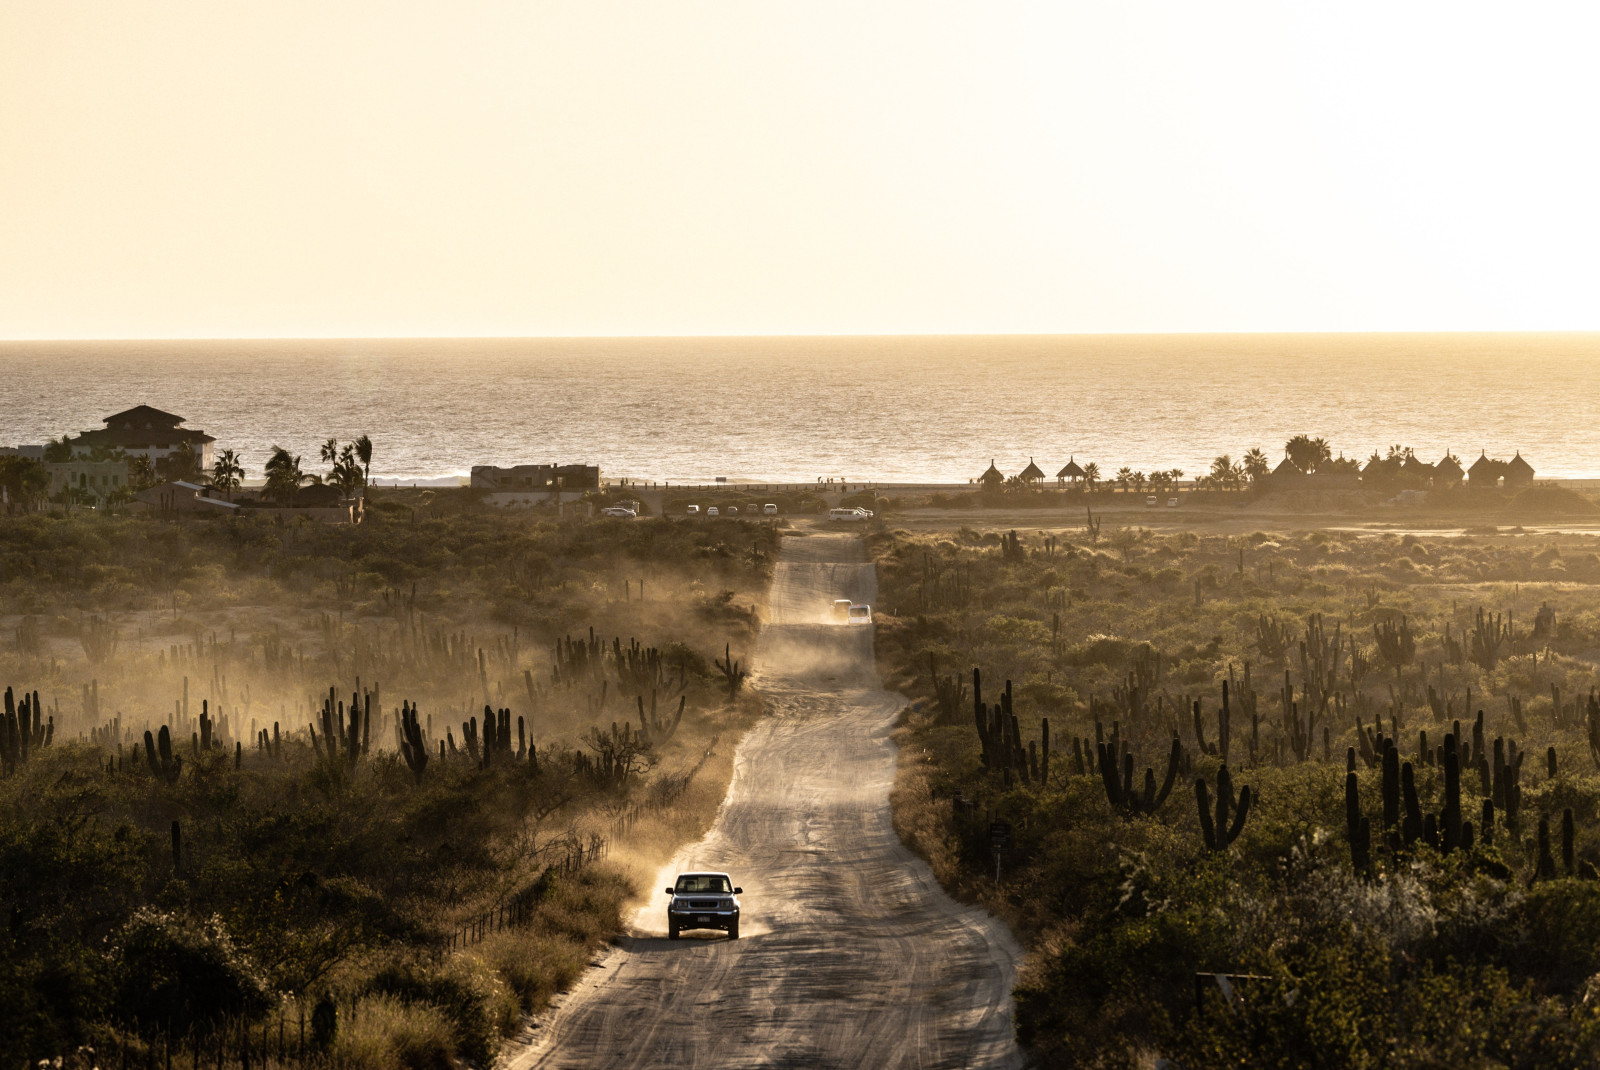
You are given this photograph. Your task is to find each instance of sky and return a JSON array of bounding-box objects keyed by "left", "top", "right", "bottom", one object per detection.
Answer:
[{"left": 2, "top": 2, "right": 1598, "bottom": 339}]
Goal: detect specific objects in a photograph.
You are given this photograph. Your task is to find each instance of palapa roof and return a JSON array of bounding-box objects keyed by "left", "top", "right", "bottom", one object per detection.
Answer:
[
  {"left": 103, "top": 405, "right": 186, "bottom": 429},
  {"left": 1056, "top": 457, "right": 1085, "bottom": 479},
  {"left": 1436, "top": 453, "right": 1464, "bottom": 475},
  {"left": 1468, "top": 451, "right": 1496, "bottom": 474},
  {"left": 1019, "top": 457, "right": 1045, "bottom": 480},
  {"left": 1271, "top": 457, "right": 1303, "bottom": 478},
  {"left": 1401, "top": 453, "right": 1435, "bottom": 474},
  {"left": 980, "top": 459, "right": 1005, "bottom": 482},
  {"left": 1507, "top": 451, "right": 1534, "bottom": 475}
]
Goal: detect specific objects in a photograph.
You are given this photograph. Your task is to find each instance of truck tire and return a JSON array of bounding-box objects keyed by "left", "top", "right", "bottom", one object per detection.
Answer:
[
  {"left": 728, "top": 919, "right": 739, "bottom": 940},
  {"left": 668, "top": 919, "right": 679, "bottom": 940}
]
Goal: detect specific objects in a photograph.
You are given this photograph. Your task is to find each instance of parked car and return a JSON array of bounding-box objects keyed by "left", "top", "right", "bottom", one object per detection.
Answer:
[
  {"left": 1145, "top": 495, "right": 1158, "bottom": 507},
  {"left": 665, "top": 871, "right": 742, "bottom": 939},
  {"left": 847, "top": 603, "right": 872, "bottom": 624},
  {"left": 1167, "top": 498, "right": 1179, "bottom": 508},
  {"left": 686, "top": 504, "right": 700, "bottom": 515},
  {"left": 707, "top": 507, "right": 719, "bottom": 517},
  {"left": 831, "top": 598, "right": 853, "bottom": 622},
  {"left": 600, "top": 505, "right": 637, "bottom": 518},
  {"left": 726, "top": 506, "right": 739, "bottom": 516},
  {"left": 763, "top": 503, "right": 778, "bottom": 515},
  {"left": 827, "top": 507, "right": 872, "bottom": 521}
]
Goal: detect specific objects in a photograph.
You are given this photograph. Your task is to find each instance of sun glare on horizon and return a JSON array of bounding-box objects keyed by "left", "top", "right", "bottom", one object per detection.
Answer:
[{"left": 1, "top": 2, "right": 1597, "bottom": 338}]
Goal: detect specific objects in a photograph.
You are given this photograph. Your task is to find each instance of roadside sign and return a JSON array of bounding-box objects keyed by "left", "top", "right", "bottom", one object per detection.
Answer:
[{"left": 989, "top": 820, "right": 1012, "bottom": 847}]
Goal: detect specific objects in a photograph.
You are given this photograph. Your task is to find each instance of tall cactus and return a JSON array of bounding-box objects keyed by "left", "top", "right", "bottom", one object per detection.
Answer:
[
  {"left": 398, "top": 702, "right": 429, "bottom": 782},
  {"left": 1196, "top": 765, "right": 1252, "bottom": 851},
  {"left": 1345, "top": 771, "right": 1371, "bottom": 872},
  {"left": 1099, "top": 737, "right": 1180, "bottom": 816}
]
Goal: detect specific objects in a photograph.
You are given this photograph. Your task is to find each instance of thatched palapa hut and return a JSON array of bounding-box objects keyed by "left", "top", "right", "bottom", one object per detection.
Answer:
[
  {"left": 1434, "top": 452, "right": 1464, "bottom": 486},
  {"left": 1506, "top": 451, "right": 1534, "bottom": 487},
  {"left": 980, "top": 460, "right": 1005, "bottom": 489},
  {"left": 1018, "top": 457, "right": 1045, "bottom": 486},
  {"left": 1056, "top": 457, "right": 1085, "bottom": 487}
]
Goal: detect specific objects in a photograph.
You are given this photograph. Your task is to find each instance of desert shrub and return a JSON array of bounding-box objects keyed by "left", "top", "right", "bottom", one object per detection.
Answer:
[
  {"left": 111, "top": 909, "right": 272, "bottom": 1036},
  {"left": 366, "top": 953, "right": 516, "bottom": 1067}
]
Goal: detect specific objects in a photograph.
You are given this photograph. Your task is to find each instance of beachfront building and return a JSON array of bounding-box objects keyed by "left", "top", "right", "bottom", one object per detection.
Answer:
[
  {"left": 1018, "top": 458, "right": 1045, "bottom": 486},
  {"left": 65, "top": 406, "right": 216, "bottom": 470},
  {"left": 470, "top": 463, "right": 601, "bottom": 493},
  {"left": 132, "top": 481, "right": 241, "bottom": 517},
  {"left": 1056, "top": 458, "right": 1085, "bottom": 487},
  {"left": 45, "top": 459, "right": 131, "bottom": 504},
  {"left": 1506, "top": 452, "right": 1535, "bottom": 488},
  {"left": 979, "top": 460, "right": 1005, "bottom": 489}
]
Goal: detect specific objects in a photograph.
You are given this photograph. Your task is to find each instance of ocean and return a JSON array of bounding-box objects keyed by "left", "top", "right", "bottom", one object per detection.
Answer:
[{"left": 3, "top": 333, "right": 1598, "bottom": 485}]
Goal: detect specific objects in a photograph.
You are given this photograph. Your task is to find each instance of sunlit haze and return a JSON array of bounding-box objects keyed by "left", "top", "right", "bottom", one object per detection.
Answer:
[{"left": 3, "top": 2, "right": 1597, "bottom": 339}]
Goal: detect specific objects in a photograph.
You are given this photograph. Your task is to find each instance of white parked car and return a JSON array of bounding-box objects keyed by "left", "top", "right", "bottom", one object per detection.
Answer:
[
  {"left": 1145, "top": 495, "right": 1158, "bottom": 507},
  {"left": 600, "top": 505, "right": 637, "bottom": 518},
  {"left": 763, "top": 503, "right": 778, "bottom": 515},
  {"left": 706, "top": 506, "right": 720, "bottom": 517},
  {"left": 828, "top": 507, "right": 873, "bottom": 522},
  {"left": 726, "top": 506, "right": 739, "bottom": 516},
  {"left": 686, "top": 504, "right": 700, "bottom": 515}
]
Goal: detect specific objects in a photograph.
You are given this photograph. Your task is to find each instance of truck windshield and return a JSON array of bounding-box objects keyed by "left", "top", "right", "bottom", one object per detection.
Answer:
[{"left": 675, "top": 875, "right": 731, "bottom": 894}]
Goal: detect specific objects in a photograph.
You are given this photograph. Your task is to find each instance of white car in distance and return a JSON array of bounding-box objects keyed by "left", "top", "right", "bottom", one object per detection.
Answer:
[
  {"left": 707, "top": 506, "right": 720, "bottom": 517},
  {"left": 600, "top": 505, "right": 637, "bottom": 518},
  {"left": 827, "top": 507, "right": 873, "bottom": 522}
]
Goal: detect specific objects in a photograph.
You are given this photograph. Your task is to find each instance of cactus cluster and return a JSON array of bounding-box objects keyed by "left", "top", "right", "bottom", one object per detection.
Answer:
[
  {"left": 310, "top": 686, "right": 372, "bottom": 766},
  {"left": 1, "top": 687, "right": 52, "bottom": 775},
  {"left": 972, "top": 670, "right": 1049, "bottom": 785},
  {"left": 1196, "top": 765, "right": 1252, "bottom": 851},
  {"left": 143, "top": 725, "right": 182, "bottom": 783},
  {"left": 1099, "top": 736, "right": 1180, "bottom": 816}
]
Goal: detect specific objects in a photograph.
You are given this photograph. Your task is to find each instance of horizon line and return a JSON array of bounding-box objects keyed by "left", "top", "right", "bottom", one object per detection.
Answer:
[{"left": 5, "top": 328, "right": 1600, "bottom": 345}]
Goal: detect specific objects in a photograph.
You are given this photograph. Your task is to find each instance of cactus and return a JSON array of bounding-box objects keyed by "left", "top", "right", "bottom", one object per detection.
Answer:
[
  {"left": 1040, "top": 718, "right": 1050, "bottom": 782},
  {"left": 1401, "top": 762, "right": 1423, "bottom": 846},
  {"left": 1345, "top": 771, "right": 1371, "bottom": 872},
  {"left": 144, "top": 725, "right": 182, "bottom": 783},
  {"left": 399, "top": 702, "right": 429, "bottom": 782},
  {"left": 714, "top": 644, "right": 749, "bottom": 700},
  {"left": 1196, "top": 765, "right": 1252, "bottom": 851},
  {"left": 1470, "top": 607, "right": 1512, "bottom": 671},
  {"left": 928, "top": 655, "right": 970, "bottom": 723},
  {"left": 1099, "top": 736, "right": 1180, "bottom": 816},
  {"left": 1441, "top": 746, "right": 1463, "bottom": 853},
  {"left": 1548, "top": 746, "right": 1558, "bottom": 779},
  {"left": 1537, "top": 817, "right": 1558, "bottom": 880},
  {"left": 1381, "top": 742, "right": 1400, "bottom": 836},
  {"left": 1564, "top": 808, "right": 1576, "bottom": 876}
]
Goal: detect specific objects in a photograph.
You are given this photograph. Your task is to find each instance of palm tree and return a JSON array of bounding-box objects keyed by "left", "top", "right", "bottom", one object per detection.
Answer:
[
  {"left": 1115, "top": 467, "right": 1134, "bottom": 494},
  {"left": 330, "top": 444, "right": 364, "bottom": 497},
  {"left": 263, "top": 446, "right": 307, "bottom": 506},
  {"left": 354, "top": 435, "right": 373, "bottom": 487},
  {"left": 319, "top": 438, "right": 339, "bottom": 466},
  {"left": 1082, "top": 462, "right": 1101, "bottom": 492},
  {"left": 209, "top": 449, "right": 244, "bottom": 501},
  {"left": 1209, "top": 455, "right": 1234, "bottom": 488},
  {"left": 1285, "top": 434, "right": 1331, "bottom": 474},
  {"left": 1242, "top": 448, "right": 1269, "bottom": 483},
  {"left": 1131, "top": 471, "right": 1147, "bottom": 495}
]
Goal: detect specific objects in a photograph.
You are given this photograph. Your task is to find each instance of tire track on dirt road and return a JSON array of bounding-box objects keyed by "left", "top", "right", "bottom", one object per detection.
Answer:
[{"left": 508, "top": 532, "right": 1022, "bottom": 1070}]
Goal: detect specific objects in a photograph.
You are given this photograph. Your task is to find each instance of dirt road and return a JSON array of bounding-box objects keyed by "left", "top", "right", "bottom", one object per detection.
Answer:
[{"left": 509, "top": 532, "right": 1021, "bottom": 1069}]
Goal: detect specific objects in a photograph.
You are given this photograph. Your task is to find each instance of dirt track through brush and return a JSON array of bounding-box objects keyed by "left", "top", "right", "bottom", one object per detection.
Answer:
[{"left": 506, "top": 530, "right": 1022, "bottom": 1069}]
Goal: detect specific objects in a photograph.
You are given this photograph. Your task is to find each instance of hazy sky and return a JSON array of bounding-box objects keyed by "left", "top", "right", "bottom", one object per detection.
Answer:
[{"left": 3, "top": 2, "right": 1597, "bottom": 339}]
